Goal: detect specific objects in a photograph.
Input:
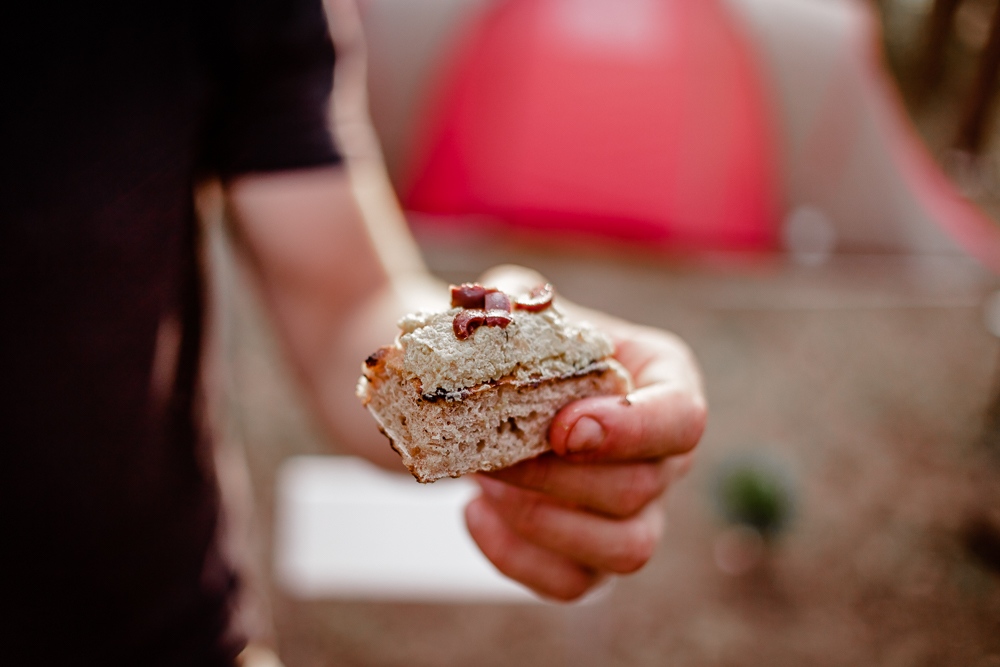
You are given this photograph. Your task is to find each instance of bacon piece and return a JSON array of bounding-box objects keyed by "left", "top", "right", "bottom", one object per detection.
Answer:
[
  {"left": 453, "top": 309, "right": 487, "bottom": 339},
  {"left": 452, "top": 285, "right": 516, "bottom": 338},
  {"left": 451, "top": 283, "right": 496, "bottom": 308},
  {"left": 484, "top": 291, "right": 511, "bottom": 312},
  {"left": 514, "top": 283, "right": 554, "bottom": 312},
  {"left": 485, "top": 310, "right": 513, "bottom": 328}
]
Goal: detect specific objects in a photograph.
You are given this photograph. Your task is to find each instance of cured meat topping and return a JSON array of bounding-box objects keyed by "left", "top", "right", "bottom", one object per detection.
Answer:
[
  {"left": 514, "top": 283, "right": 554, "bottom": 312},
  {"left": 450, "top": 282, "right": 552, "bottom": 339}
]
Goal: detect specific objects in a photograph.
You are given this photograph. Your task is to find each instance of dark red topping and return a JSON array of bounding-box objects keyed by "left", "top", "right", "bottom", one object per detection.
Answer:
[
  {"left": 484, "top": 290, "right": 511, "bottom": 312},
  {"left": 485, "top": 310, "right": 513, "bottom": 328},
  {"left": 453, "top": 309, "right": 487, "bottom": 340},
  {"left": 364, "top": 348, "right": 389, "bottom": 367},
  {"left": 451, "top": 283, "right": 524, "bottom": 338},
  {"left": 451, "top": 283, "right": 498, "bottom": 309},
  {"left": 514, "top": 283, "right": 554, "bottom": 312}
]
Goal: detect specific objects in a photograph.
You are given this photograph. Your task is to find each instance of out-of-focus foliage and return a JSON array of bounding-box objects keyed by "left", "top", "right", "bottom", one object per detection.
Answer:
[{"left": 715, "top": 456, "right": 795, "bottom": 539}]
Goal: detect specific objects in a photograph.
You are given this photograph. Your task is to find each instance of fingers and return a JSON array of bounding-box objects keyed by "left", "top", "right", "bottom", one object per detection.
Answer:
[
  {"left": 667, "top": 450, "right": 696, "bottom": 479},
  {"left": 465, "top": 497, "right": 602, "bottom": 601},
  {"left": 475, "top": 268, "right": 708, "bottom": 466},
  {"left": 549, "top": 384, "right": 706, "bottom": 462},
  {"left": 569, "top": 324, "right": 706, "bottom": 462},
  {"left": 475, "top": 477, "right": 664, "bottom": 575},
  {"left": 484, "top": 455, "right": 671, "bottom": 518},
  {"left": 610, "top": 326, "right": 704, "bottom": 398}
]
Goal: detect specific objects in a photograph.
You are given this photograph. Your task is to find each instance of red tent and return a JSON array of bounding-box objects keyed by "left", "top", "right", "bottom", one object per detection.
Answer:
[{"left": 401, "top": 0, "right": 781, "bottom": 252}]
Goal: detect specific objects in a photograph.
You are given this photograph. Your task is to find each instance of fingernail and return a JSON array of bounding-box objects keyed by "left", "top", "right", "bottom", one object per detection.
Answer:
[{"left": 566, "top": 416, "right": 605, "bottom": 453}]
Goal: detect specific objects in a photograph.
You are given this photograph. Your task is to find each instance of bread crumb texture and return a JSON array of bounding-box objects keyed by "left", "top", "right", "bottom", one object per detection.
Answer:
[
  {"left": 357, "top": 300, "right": 631, "bottom": 482},
  {"left": 398, "top": 305, "right": 614, "bottom": 394}
]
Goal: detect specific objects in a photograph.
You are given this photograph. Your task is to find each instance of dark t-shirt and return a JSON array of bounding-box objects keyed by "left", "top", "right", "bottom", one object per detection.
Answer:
[{"left": 1, "top": 1, "right": 340, "bottom": 663}]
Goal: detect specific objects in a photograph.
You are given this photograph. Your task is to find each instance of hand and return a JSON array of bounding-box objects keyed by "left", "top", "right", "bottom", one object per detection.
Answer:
[{"left": 464, "top": 267, "right": 707, "bottom": 601}]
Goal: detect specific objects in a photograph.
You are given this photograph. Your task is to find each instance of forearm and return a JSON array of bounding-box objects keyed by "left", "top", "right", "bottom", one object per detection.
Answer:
[
  {"left": 299, "top": 281, "right": 412, "bottom": 469},
  {"left": 225, "top": 166, "right": 437, "bottom": 469}
]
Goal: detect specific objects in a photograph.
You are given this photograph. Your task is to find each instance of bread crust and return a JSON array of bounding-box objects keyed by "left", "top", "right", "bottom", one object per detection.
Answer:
[{"left": 358, "top": 344, "right": 631, "bottom": 482}]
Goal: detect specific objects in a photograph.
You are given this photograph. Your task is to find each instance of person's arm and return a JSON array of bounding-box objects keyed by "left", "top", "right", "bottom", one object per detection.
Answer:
[
  {"left": 225, "top": 165, "right": 436, "bottom": 469},
  {"left": 225, "top": 168, "right": 706, "bottom": 599}
]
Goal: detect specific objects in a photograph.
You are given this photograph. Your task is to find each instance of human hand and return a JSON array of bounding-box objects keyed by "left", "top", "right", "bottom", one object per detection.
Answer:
[{"left": 464, "top": 267, "right": 707, "bottom": 601}]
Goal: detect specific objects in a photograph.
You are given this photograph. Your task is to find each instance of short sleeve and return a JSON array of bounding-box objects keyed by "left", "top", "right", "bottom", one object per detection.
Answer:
[{"left": 203, "top": 0, "right": 342, "bottom": 177}]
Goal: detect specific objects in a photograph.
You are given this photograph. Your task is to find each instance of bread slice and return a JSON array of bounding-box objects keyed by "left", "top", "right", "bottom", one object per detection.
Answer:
[{"left": 357, "top": 345, "right": 631, "bottom": 482}]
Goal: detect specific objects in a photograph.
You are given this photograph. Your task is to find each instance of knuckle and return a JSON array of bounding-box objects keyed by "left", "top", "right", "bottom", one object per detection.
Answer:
[
  {"left": 616, "top": 465, "right": 662, "bottom": 516},
  {"left": 482, "top": 530, "right": 521, "bottom": 576},
  {"left": 544, "top": 569, "right": 599, "bottom": 602},
  {"left": 471, "top": 525, "right": 515, "bottom": 574},
  {"left": 487, "top": 542, "right": 514, "bottom": 573},
  {"left": 497, "top": 456, "right": 555, "bottom": 493},
  {"left": 609, "top": 519, "right": 659, "bottom": 574},
  {"left": 506, "top": 497, "right": 549, "bottom": 536},
  {"left": 669, "top": 451, "right": 696, "bottom": 479},
  {"left": 680, "top": 395, "right": 708, "bottom": 452},
  {"left": 521, "top": 458, "right": 555, "bottom": 490}
]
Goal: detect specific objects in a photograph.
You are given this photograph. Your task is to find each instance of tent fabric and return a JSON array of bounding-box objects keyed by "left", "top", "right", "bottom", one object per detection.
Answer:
[{"left": 400, "top": 0, "right": 782, "bottom": 252}]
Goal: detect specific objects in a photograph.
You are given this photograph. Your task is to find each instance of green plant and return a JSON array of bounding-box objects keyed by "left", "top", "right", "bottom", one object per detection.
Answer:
[{"left": 715, "top": 457, "right": 794, "bottom": 538}]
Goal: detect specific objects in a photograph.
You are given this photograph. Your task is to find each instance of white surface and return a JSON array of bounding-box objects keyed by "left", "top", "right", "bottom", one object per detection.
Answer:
[
  {"left": 273, "top": 455, "right": 539, "bottom": 602},
  {"left": 983, "top": 290, "right": 1000, "bottom": 338}
]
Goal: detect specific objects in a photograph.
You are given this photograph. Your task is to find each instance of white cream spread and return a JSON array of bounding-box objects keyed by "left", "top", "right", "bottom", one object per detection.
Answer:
[{"left": 397, "top": 303, "right": 615, "bottom": 394}]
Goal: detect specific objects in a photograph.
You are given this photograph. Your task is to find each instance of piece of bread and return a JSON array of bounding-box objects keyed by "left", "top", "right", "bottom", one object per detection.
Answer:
[{"left": 356, "top": 284, "right": 633, "bottom": 483}]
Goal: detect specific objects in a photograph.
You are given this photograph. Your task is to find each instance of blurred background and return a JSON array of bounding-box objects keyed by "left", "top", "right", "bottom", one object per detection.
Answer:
[{"left": 211, "top": 0, "right": 1000, "bottom": 664}]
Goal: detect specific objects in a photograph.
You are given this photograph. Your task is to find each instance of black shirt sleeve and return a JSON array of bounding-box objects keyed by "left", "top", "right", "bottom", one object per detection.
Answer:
[{"left": 203, "top": 0, "right": 342, "bottom": 177}]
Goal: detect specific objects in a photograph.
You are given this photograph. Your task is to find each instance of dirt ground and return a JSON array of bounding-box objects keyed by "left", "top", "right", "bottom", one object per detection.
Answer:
[{"left": 221, "top": 230, "right": 1000, "bottom": 667}]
